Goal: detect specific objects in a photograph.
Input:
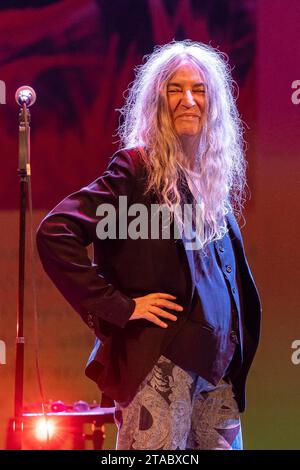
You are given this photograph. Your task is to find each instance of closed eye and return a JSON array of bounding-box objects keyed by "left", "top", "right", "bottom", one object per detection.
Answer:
[{"left": 167, "top": 88, "right": 206, "bottom": 94}]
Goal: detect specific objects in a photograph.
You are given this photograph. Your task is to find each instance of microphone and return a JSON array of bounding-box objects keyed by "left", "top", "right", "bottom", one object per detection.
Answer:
[{"left": 15, "top": 86, "right": 36, "bottom": 107}]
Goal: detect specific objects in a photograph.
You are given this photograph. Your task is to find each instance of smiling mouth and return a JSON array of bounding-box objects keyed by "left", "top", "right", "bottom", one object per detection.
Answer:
[{"left": 177, "top": 114, "right": 200, "bottom": 119}]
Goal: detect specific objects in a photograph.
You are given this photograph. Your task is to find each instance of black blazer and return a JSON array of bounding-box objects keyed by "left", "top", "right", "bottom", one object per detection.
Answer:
[{"left": 36, "top": 147, "right": 262, "bottom": 412}]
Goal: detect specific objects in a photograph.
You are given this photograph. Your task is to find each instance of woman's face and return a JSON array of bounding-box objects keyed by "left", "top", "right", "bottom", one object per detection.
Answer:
[{"left": 167, "top": 61, "right": 207, "bottom": 141}]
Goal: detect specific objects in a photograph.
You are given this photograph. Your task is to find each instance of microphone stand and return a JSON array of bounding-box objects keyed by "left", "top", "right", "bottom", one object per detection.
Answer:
[{"left": 13, "top": 103, "right": 31, "bottom": 450}]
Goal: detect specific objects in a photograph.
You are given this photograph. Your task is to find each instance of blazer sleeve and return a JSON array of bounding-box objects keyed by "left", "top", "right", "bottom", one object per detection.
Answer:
[{"left": 36, "top": 149, "right": 138, "bottom": 340}]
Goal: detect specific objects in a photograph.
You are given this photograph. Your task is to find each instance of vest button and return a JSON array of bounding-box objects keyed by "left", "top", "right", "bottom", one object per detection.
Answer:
[
  {"left": 219, "top": 244, "right": 224, "bottom": 252},
  {"left": 226, "top": 265, "right": 232, "bottom": 273},
  {"left": 87, "top": 313, "right": 95, "bottom": 329},
  {"left": 232, "top": 287, "right": 236, "bottom": 294},
  {"left": 230, "top": 331, "right": 239, "bottom": 344}
]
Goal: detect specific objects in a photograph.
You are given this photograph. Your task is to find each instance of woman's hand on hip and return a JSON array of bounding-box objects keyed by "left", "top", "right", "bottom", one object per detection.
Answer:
[{"left": 129, "top": 293, "right": 183, "bottom": 328}]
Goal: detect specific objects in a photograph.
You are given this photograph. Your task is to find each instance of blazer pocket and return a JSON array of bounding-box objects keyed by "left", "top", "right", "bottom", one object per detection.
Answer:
[{"left": 188, "top": 318, "right": 216, "bottom": 333}]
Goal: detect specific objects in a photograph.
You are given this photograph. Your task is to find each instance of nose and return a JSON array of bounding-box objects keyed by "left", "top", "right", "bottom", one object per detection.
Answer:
[{"left": 182, "top": 89, "right": 196, "bottom": 107}]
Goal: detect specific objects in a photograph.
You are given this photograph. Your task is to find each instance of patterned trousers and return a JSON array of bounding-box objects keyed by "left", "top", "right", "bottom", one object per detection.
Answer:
[{"left": 114, "top": 355, "right": 243, "bottom": 450}]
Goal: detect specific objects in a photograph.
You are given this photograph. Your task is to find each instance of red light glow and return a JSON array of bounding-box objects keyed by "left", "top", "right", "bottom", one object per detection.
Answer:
[{"left": 34, "top": 418, "right": 56, "bottom": 441}]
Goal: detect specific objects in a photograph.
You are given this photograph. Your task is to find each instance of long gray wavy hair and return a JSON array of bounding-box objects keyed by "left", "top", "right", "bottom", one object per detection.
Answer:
[{"left": 118, "top": 40, "right": 246, "bottom": 248}]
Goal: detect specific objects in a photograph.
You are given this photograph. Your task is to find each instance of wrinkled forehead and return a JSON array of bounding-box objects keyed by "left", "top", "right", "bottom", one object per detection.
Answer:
[{"left": 167, "top": 59, "right": 206, "bottom": 84}]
